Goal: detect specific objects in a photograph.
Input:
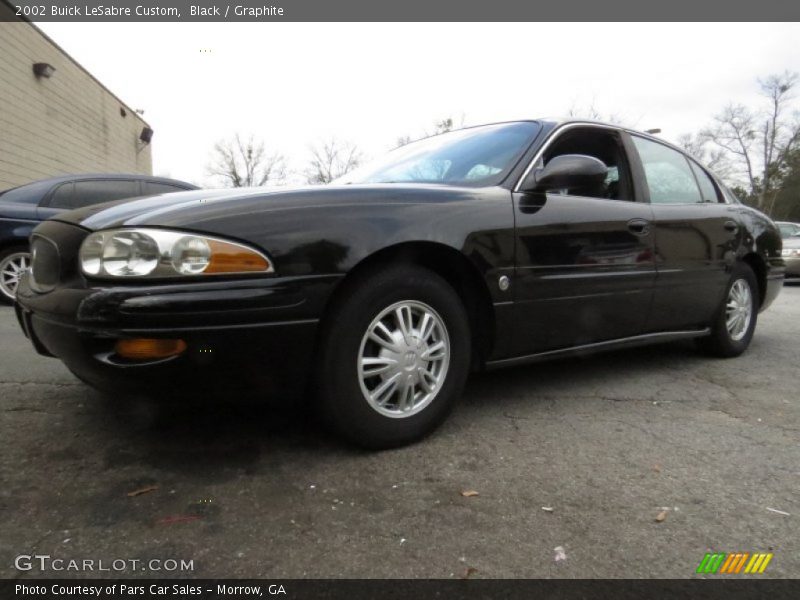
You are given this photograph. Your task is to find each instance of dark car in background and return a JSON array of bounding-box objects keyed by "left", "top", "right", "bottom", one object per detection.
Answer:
[
  {"left": 0, "top": 174, "right": 198, "bottom": 301},
  {"left": 14, "top": 120, "right": 785, "bottom": 448}
]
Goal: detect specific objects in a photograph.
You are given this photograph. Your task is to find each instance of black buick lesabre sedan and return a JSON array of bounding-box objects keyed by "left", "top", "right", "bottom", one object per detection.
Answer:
[{"left": 15, "top": 120, "right": 785, "bottom": 448}]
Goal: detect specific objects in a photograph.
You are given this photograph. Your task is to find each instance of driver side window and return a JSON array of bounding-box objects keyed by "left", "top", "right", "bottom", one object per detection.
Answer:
[{"left": 541, "top": 128, "right": 633, "bottom": 201}]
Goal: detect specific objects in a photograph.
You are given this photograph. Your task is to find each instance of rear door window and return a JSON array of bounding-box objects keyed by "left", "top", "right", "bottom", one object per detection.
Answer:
[
  {"left": 72, "top": 180, "right": 141, "bottom": 208},
  {"left": 631, "top": 136, "right": 703, "bottom": 204},
  {"left": 719, "top": 183, "right": 742, "bottom": 205},
  {"left": 689, "top": 161, "right": 721, "bottom": 203}
]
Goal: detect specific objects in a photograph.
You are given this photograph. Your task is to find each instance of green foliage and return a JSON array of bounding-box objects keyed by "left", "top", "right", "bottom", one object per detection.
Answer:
[{"left": 771, "top": 148, "right": 800, "bottom": 221}]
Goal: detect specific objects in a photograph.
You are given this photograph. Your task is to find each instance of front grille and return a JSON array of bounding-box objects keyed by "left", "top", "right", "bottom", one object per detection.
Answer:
[{"left": 29, "top": 236, "right": 60, "bottom": 292}]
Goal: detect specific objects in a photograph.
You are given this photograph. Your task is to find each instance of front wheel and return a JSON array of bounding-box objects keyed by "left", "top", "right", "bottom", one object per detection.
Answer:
[
  {"left": 697, "top": 263, "right": 758, "bottom": 358},
  {"left": 316, "top": 265, "right": 471, "bottom": 449}
]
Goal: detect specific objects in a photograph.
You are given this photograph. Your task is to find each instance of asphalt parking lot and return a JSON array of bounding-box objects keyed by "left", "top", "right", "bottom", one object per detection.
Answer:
[{"left": 1, "top": 286, "right": 798, "bottom": 579}]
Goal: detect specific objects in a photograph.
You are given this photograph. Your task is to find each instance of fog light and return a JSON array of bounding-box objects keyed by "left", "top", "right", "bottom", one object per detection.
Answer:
[{"left": 115, "top": 338, "right": 187, "bottom": 360}]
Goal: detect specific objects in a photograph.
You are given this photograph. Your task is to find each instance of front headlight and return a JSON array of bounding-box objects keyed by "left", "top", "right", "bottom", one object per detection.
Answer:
[{"left": 79, "top": 228, "right": 274, "bottom": 278}]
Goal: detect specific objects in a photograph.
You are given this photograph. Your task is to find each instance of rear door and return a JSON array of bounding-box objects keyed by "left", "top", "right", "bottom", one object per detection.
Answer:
[{"left": 629, "top": 135, "right": 737, "bottom": 332}]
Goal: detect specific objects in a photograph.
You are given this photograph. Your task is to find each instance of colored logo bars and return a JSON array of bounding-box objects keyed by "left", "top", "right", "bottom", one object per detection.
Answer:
[{"left": 696, "top": 552, "right": 773, "bottom": 574}]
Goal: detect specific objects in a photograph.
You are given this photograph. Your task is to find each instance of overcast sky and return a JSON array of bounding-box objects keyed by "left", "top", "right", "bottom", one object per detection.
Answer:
[{"left": 38, "top": 23, "right": 800, "bottom": 186}]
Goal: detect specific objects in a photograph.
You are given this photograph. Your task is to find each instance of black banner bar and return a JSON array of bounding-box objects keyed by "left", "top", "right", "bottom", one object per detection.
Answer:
[
  {"left": 3, "top": 0, "right": 800, "bottom": 22},
  {"left": 3, "top": 579, "right": 800, "bottom": 600}
]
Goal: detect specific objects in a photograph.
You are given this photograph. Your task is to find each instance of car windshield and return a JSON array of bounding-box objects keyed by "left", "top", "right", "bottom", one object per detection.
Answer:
[
  {"left": 335, "top": 121, "right": 540, "bottom": 186},
  {"left": 0, "top": 181, "right": 49, "bottom": 204},
  {"left": 778, "top": 224, "right": 799, "bottom": 238}
]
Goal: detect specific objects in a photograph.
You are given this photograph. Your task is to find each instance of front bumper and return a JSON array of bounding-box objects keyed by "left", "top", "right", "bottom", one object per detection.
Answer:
[
  {"left": 15, "top": 223, "right": 342, "bottom": 398},
  {"left": 16, "top": 294, "right": 321, "bottom": 399}
]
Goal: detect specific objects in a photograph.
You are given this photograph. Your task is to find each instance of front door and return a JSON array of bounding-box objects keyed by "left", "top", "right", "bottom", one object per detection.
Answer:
[{"left": 512, "top": 126, "right": 656, "bottom": 355}]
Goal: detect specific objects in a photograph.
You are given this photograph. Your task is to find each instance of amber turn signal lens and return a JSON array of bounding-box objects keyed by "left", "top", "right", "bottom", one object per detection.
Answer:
[
  {"left": 115, "top": 338, "right": 187, "bottom": 360},
  {"left": 205, "top": 240, "right": 271, "bottom": 273}
]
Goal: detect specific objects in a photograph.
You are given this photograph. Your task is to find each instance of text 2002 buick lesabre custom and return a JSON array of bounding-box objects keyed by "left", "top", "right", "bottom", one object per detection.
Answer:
[{"left": 15, "top": 120, "right": 785, "bottom": 448}]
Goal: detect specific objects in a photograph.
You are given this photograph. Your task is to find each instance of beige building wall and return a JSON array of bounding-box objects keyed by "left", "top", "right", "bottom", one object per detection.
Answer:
[{"left": 0, "top": 14, "right": 152, "bottom": 191}]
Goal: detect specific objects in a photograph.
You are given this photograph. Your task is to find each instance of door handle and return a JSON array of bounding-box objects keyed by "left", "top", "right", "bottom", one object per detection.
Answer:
[
  {"left": 724, "top": 220, "right": 738, "bottom": 233},
  {"left": 627, "top": 219, "right": 651, "bottom": 236}
]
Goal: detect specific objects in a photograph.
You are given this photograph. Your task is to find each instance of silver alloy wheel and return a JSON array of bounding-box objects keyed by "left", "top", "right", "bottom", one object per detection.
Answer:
[
  {"left": 726, "top": 278, "right": 753, "bottom": 342},
  {"left": 357, "top": 300, "right": 450, "bottom": 419},
  {"left": 0, "top": 251, "right": 30, "bottom": 301}
]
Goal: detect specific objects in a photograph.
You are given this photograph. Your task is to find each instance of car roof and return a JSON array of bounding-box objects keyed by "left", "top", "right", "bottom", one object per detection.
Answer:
[
  {"left": 0, "top": 173, "right": 200, "bottom": 201},
  {"left": 459, "top": 118, "right": 700, "bottom": 163},
  {"left": 0, "top": 174, "right": 199, "bottom": 203},
  {"left": 535, "top": 117, "right": 694, "bottom": 152},
  {"left": 10, "top": 173, "right": 197, "bottom": 187}
]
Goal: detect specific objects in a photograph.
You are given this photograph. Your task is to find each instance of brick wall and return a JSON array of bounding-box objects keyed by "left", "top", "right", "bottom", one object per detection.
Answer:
[{"left": 0, "top": 17, "right": 152, "bottom": 191}]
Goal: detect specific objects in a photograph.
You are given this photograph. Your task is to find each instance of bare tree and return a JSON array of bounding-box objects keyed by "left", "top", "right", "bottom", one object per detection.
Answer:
[
  {"left": 429, "top": 114, "right": 468, "bottom": 136},
  {"left": 567, "top": 102, "right": 627, "bottom": 126},
  {"left": 206, "top": 134, "right": 287, "bottom": 188},
  {"left": 394, "top": 135, "right": 414, "bottom": 149},
  {"left": 305, "top": 139, "right": 363, "bottom": 184},
  {"left": 395, "top": 114, "right": 467, "bottom": 149},
  {"left": 677, "top": 132, "right": 706, "bottom": 159},
  {"left": 702, "top": 71, "right": 800, "bottom": 211},
  {"left": 432, "top": 117, "right": 455, "bottom": 135},
  {"left": 677, "top": 132, "right": 732, "bottom": 179}
]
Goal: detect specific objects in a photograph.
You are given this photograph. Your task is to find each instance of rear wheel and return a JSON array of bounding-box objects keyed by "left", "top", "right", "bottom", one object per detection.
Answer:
[
  {"left": 697, "top": 263, "right": 758, "bottom": 358},
  {"left": 316, "top": 264, "right": 471, "bottom": 449},
  {"left": 0, "top": 247, "right": 30, "bottom": 304}
]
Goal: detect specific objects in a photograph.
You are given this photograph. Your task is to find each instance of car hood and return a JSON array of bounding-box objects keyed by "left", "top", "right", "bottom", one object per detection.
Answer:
[
  {"left": 50, "top": 183, "right": 487, "bottom": 232},
  {"left": 784, "top": 236, "right": 800, "bottom": 249}
]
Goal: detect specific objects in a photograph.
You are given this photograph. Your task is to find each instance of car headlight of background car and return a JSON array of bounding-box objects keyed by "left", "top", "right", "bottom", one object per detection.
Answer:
[
  {"left": 79, "top": 228, "right": 274, "bottom": 278},
  {"left": 782, "top": 248, "right": 800, "bottom": 258}
]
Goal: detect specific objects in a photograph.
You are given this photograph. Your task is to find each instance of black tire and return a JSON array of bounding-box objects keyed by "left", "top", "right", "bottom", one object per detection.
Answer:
[
  {"left": 0, "top": 246, "right": 30, "bottom": 305},
  {"left": 316, "top": 264, "right": 471, "bottom": 449},
  {"left": 697, "top": 262, "right": 759, "bottom": 358}
]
